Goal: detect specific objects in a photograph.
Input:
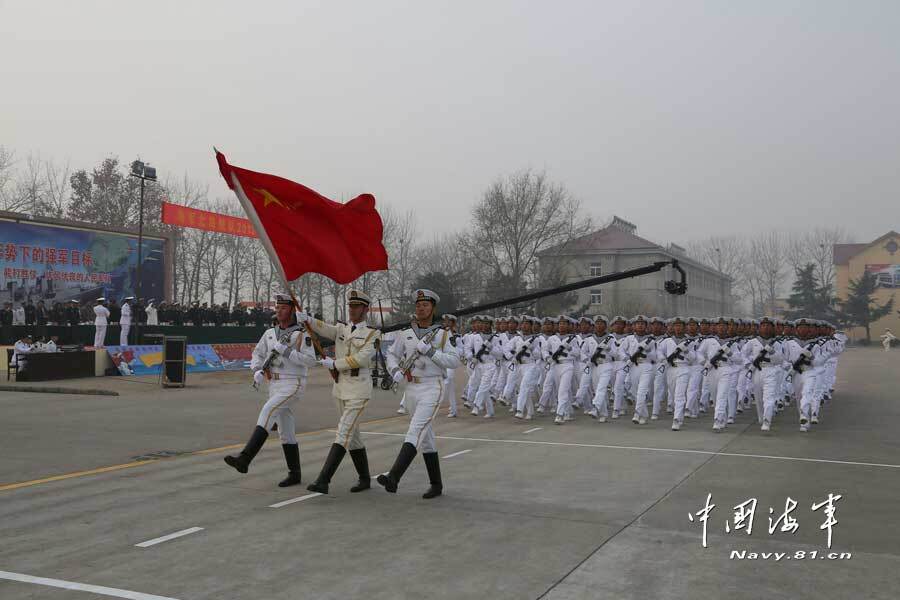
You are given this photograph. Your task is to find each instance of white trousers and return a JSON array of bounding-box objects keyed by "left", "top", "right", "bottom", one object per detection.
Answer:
[
  {"left": 750, "top": 367, "right": 782, "bottom": 424},
  {"left": 501, "top": 362, "right": 521, "bottom": 403},
  {"left": 591, "top": 363, "right": 615, "bottom": 417},
  {"left": 474, "top": 363, "right": 497, "bottom": 415},
  {"left": 515, "top": 362, "right": 541, "bottom": 416},
  {"left": 713, "top": 367, "right": 738, "bottom": 423},
  {"left": 443, "top": 371, "right": 458, "bottom": 416},
  {"left": 792, "top": 370, "right": 817, "bottom": 423},
  {"left": 464, "top": 362, "right": 483, "bottom": 402},
  {"left": 94, "top": 324, "right": 107, "bottom": 348},
  {"left": 612, "top": 362, "right": 628, "bottom": 413},
  {"left": 652, "top": 363, "right": 667, "bottom": 416},
  {"left": 552, "top": 363, "right": 575, "bottom": 417},
  {"left": 333, "top": 395, "right": 368, "bottom": 450},
  {"left": 630, "top": 362, "right": 656, "bottom": 419},
  {"left": 668, "top": 366, "right": 692, "bottom": 422},
  {"left": 403, "top": 378, "right": 443, "bottom": 453},
  {"left": 686, "top": 366, "right": 703, "bottom": 416},
  {"left": 120, "top": 322, "right": 130, "bottom": 346},
  {"left": 256, "top": 377, "right": 306, "bottom": 444}
]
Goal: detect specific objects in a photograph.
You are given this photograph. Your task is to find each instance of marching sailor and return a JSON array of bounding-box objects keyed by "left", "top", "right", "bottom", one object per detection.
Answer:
[
  {"left": 224, "top": 294, "right": 317, "bottom": 487},
  {"left": 379, "top": 289, "right": 461, "bottom": 498},
  {"left": 300, "top": 290, "right": 381, "bottom": 494},
  {"left": 442, "top": 314, "right": 461, "bottom": 417}
]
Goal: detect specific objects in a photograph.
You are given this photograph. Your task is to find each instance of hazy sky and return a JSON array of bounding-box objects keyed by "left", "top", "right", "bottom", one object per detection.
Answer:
[{"left": 2, "top": 0, "right": 898, "bottom": 247}]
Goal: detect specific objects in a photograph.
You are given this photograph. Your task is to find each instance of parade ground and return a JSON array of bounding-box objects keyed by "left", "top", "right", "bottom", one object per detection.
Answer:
[{"left": 1, "top": 347, "right": 898, "bottom": 600}]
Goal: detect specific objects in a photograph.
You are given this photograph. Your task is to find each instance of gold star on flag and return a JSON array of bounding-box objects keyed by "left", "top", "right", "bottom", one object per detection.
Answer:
[{"left": 254, "top": 187, "right": 288, "bottom": 209}]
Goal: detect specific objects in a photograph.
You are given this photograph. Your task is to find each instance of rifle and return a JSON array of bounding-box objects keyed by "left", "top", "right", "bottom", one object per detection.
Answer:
[
  {"left": 752, "top": 346, "right": 771, "bottom": 371},
  {"left": 255, "top": 325, "right": 300, "bottom": 389},
  {"left": 666, "top": 344, "right": 685, "bottom": 367},
  {"left": 590, "top": 344, "right": 607, "bottom": 366},
  {"left": 708, "top": 346, "right": 728, "bottom": 369},
  {"left": 550, "top": 344, "right": 568, "bottom": 364},
  {"left": 474, "top": 334, "right": 495, "bottom": 363},
  {"left": 391, "top": 327, "right": 441, "bottom": 393},
  {"left": 515, "top": 344, "right": 530, "bottom": 363},
  {"left": 630, "top": 345, "right": 647, "bottom": 365}
]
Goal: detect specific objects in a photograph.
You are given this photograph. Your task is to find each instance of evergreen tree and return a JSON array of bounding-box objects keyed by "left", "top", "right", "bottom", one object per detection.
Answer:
[
  {"left": 786, "top": 263, "right": 833, "bottom": 320},
  {"left": 837, "top": 271, "right": 894, "bottom": 343}
]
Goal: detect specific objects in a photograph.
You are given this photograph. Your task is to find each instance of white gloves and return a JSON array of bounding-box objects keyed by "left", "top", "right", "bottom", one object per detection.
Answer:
[
  {"left": 416, "top": 339, "right": 432, "bottom": 355},
  {"left": 320, "top": 357, "right": 335, "bottom": 370},
  {"left": 295, "top": 310, "right": 310, "bottom": 324},
  {"left": 274, "top": 341, "right": 289, "bottom": 355},
  {"left": 253, "top": 370, "right": 265, "bottom": 386},
  {"left": 392, "top": 370, "right": 405, "bottom": 383}
]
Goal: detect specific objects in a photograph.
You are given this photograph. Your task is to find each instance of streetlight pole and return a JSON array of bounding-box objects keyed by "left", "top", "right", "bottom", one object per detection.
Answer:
[{"left": 130, "top": 160, "right": 157, "bottom": 343}]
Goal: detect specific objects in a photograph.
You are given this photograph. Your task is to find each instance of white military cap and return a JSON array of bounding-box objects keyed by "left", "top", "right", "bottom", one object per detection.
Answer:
[
  {"left": 483, "top": 315, "right": 495, "bottom": 323},
  {"left": 543, "top": 316, "right": 558, "bottom": 324},
  {"left": 442, "top": 313, "right": 457, "bottom": 321},
  {"left": 96, "top": 297, "right": 106, "bottom": 303},
  {"left": 580, "top": 315, "right": 595, "bottom": 324},
  {"left": 593, "top": 314, "right": 609, "bottom": 323},
  {"left": 630, "top": 314, "right": 648, "bottom": 324},
  {"left": 414, "top": 289, "right": 440, "bottom": 304},
  {"left": 274, "top": 293, "right": 295, "bottom": 306},
  {"left": 611, "top": 315, "right": 627, "bottom": 324},
  {"left": 506, "top": 315, "right": 519, "bottom": 322},
  {"left": 122, "top": 296, "right": 135, "bottom": 302},
  {"left": 347, "top": 289, "right": 371, "bottom": 306},
  {"left": 649, "top": 316, "right": 665, "bottom": 324},
  {"left": 559, "top": 315, "right": 578, "bottom": 325}
]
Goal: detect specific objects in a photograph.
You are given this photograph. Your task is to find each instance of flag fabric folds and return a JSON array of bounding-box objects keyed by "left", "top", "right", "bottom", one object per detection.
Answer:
[{"left": 216, "top": 150, "right": 388, "bottom": 284}]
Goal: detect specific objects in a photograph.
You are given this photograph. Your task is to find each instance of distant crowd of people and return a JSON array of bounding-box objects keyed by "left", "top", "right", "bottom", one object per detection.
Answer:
[{"left": 1, "top": 299, "right": 278, "bottom": 328}]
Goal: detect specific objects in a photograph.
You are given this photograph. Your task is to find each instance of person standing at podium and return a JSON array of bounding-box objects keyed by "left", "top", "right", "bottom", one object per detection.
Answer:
[{"left": 93, "top": 298, "right": 110, "bottom": 348}]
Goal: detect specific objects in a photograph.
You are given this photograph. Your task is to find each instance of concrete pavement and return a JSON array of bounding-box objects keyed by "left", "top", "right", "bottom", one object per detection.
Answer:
[{"left": 1, "top": 348, "right": 898, "bottom": 599}]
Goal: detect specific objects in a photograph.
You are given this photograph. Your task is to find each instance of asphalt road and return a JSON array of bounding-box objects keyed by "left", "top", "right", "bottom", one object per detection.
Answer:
[{"left": 1, "top": 348, "right": 898, "bottom": 599}]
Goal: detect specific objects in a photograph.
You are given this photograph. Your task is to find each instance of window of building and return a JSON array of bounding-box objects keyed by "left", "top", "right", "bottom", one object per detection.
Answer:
[
  {"left": 590, "top": 289, "right": 603, "bottom": 305},
  {"left": 590, "top": 262, "right": 602, "bottom": 277}
]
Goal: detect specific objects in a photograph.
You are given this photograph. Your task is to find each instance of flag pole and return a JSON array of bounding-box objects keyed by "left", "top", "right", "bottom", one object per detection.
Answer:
[{"left": 227, "top": 171, "right": 335, "bottom": 379}]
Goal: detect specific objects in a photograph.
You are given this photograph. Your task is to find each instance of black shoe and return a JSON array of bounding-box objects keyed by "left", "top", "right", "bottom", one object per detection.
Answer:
[
  {"left": 349, "top": 447, "right": 371, "bottom": 493},
  {"left": 376, "top": 442, "right": 417, "bottom": 493},
  {"left": 278, "top": 443, "right": 302, "bottom": 487},
  {"left": 224, "top": 426, "right": 268, "bottom": 474},
  {"left": 422, "top": 452, "right": 443, "bottom": 499},
  {"left": 307, "top": 443, "right": 347, "bottom": 494}
]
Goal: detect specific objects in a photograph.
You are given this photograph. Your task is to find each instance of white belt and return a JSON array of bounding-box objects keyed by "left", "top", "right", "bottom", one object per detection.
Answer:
[
  {"left": 409, "top": 375, "right": 442, "bottom": 383},
  {"left": 269, "top": 373, "right": 306, "bottom": 381}
]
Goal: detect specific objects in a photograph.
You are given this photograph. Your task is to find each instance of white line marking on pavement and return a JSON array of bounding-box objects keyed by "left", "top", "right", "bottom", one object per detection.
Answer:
[
  {"left": 444, "top": 449, "right": 471, "bottom": 459},
  {"left": 359, "top": 431, "right": 900, "bottom": 470},
  {"left": 269, "top": 493, "right": 323, "bottom": 508},
  {"left": 135, "top": 527, "right": 204, "bottom": 548},
  {"left": 0, "top": 569, "right": 182, "bottom": 599},
  {"left": 523, "top": 427, "right": 543, "bottom": 434}
]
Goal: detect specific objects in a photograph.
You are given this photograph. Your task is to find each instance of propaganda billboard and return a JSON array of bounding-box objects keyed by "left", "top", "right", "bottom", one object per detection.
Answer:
[{"left": 0, "top": 218, "right": 166, "bottom": 306}]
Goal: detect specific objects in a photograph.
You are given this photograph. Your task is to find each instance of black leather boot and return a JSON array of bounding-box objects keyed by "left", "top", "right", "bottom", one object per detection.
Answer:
[
  {"left": 306, "top": 443, "right": 347, "bottom": 494},
  {"left": 278, "top": 444, "right": 302, "bottom": 487},
  {"left": 376, "top": 442, "right": 417, "bottom": 493},
  {"left": 348, "top": 448, "right": 371, "bottom": 493},
  {"left": 422, "top": 452, "right": 443, "bottom": 499},
  {"left": 224, "top": 426, "right": 269, "bottom": 474}
]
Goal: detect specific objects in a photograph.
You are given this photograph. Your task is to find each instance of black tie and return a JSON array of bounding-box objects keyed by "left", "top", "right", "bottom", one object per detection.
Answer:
[{"left": 351, "top": 324, "right": 357, "bottom": 333}]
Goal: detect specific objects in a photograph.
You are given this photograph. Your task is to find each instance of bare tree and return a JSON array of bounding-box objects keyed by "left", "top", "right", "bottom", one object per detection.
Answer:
[
  {"left": 785, "top": 227, "right": 850, "bottom": 290},
  {"left": 39, "top": 158, "right": 70, "bottom": 218},
  {"left": 746, "top": 231, "right": 788, "bottom": 315},
  {"left": 465, "top": 170, "right": 592, "bottom": 298},
  {"left": 0, "top": 146, "right": 15, "bottom": 209},
  {"left": 12, "top": 153, "right": 47, "bottom": 215}
]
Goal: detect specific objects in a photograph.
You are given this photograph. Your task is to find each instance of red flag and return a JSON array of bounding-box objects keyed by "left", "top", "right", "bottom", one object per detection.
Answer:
[{"left": 216, "top": 151, "right": 388, "bottom": 284}]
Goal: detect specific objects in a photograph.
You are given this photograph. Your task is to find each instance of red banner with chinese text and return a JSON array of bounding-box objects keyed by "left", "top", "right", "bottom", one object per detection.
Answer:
[{"left": 161, "top": 202, "right": 257, "bottom": 238}]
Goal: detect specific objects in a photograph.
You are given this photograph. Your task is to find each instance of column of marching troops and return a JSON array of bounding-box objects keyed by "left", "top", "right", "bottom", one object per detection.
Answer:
[
  {"left": 447, "top": 314, "right": 845, "bottom": 434},
  {"left": 222, "top": 290, "right": 847, "bottom": 501}
]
